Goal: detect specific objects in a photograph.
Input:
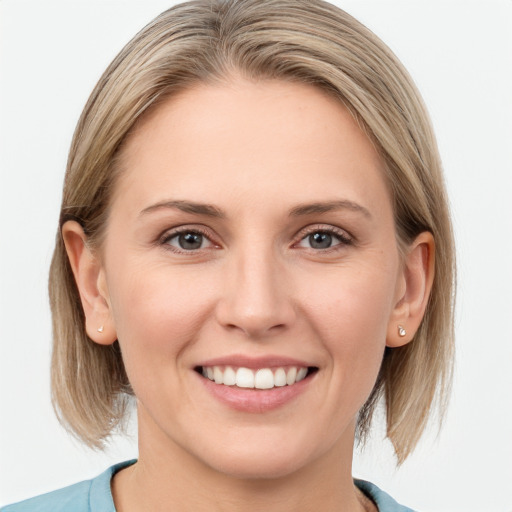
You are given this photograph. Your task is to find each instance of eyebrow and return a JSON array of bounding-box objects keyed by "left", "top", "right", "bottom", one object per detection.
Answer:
[
  {"left": 289, "top": 200, "right": 372, "bottom": 219},
  {"left": 139, "top": 198, "right": 371, "bottom": 220},
  {"left": 140, "top": 200, "right": 226, "bottom": 218}
]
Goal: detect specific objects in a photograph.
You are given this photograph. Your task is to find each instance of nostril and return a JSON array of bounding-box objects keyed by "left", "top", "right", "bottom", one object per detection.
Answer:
[{"left": 222, "top": 321, "right": 287, "bottom": 338}]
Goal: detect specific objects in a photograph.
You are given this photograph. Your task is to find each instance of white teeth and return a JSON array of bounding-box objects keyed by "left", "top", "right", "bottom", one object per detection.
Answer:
[
  {"left": 201, "top": 365, "right": 312, "bottom": 389},
  {"left": 213, "top": 366, "right": 223, "bottom": 384},
  {"left": 286, "top": 367, "right": 297, "bottom": 385},
  {"left": 296, "top": 367, "right": 308, "bottom": 382},
  {"left": 223, "top": 366, "right": 236, "bottom": 386},
  {"left": 236, "top": 367, "right": 254, "bottom": 388},
  {"left": 254, "top": 369, "right": 274, "bottom": 389},
  {"left": 274, "top": 368, "right": 287, "bottom": 387}
]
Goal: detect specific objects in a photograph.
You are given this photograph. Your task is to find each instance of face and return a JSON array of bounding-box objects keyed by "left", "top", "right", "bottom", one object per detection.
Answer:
[{"left": 95, "top": 79, "right": 407, "bottom": 478}]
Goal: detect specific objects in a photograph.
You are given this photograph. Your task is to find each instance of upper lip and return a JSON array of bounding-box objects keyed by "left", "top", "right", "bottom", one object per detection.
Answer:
[{"left": 195, "top": 354, "right": 315, "bottom": 369}]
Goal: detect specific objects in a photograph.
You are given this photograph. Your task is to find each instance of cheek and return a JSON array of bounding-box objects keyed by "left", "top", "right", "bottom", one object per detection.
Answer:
[
  {"left": 323, "top": 290, "right": 389, "bottom": 380},
  {"left": 302, "top": 262, "right": 397, "bottom": 395},
  {"left": 305, "top": 260, "right": 397, "bottom": 342},
  {"left": 106, "top": 264, "right": 215, "bottom": 379}
]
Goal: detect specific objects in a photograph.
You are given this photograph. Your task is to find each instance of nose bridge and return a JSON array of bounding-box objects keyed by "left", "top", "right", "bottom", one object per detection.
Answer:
[{"left": 216, "top": 238, "right": 295, "bottom": 337}]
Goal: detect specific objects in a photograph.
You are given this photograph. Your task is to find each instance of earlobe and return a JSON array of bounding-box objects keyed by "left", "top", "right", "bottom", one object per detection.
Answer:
[
  {"left": 386, "top": 232, "right": 435, "bottom": 348},
  {"left": 62, "top": 221, "right": 117, "bottom": 345}
]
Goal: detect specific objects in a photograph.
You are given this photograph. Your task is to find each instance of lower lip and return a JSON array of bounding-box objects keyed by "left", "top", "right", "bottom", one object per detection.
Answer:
[{"left": 196, "top": 372, "right": 314, "bottom": 413}]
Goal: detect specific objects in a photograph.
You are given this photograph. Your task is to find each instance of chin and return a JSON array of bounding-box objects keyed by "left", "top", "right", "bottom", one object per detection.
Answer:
[
  {"left": 190, "top": 429, "right": 327, "bottom": 481},
  {"left": 208, "top": 451, "right": 312, "bottom": 481}
]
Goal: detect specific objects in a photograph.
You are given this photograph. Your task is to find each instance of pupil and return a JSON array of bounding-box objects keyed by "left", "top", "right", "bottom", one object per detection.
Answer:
[
  {"left": 179, "top": 232, "right": 202, "bottom": 250},
  {"left": 310, "top": 232, "right": 332, "bottom": 249}
]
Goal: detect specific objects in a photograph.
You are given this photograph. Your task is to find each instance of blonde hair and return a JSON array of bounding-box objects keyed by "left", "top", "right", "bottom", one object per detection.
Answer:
[{"left": 50, "top": 0, "right": 455, "bottom": 463}]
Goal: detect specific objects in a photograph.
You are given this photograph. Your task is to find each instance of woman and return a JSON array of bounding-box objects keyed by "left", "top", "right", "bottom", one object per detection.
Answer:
[{"left": 2, "top": 1, "right": 455, "bottom": 511}]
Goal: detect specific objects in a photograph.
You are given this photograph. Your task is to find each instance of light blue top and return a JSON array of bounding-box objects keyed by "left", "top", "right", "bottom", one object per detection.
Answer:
[{"left": 1, "top": 460, "right": 416, "bottom": 511}]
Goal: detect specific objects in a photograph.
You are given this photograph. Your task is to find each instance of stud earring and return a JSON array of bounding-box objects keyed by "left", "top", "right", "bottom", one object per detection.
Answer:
[
  {"left": 97, "top": 326, "right": 104, "bottom": 333},
  {"left": 398, "top": 325, "right": 406, "bottom": 337}
]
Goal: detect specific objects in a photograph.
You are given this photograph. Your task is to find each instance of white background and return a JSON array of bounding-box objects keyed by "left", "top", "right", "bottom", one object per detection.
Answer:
[{"left": 1, "top": 1, "right": 511, "bottom": 511}]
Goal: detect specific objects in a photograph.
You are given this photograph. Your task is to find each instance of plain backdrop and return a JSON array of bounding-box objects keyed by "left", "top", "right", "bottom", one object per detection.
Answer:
[{"left": 1, "top": 1, "right": 511, "bottom": 511}]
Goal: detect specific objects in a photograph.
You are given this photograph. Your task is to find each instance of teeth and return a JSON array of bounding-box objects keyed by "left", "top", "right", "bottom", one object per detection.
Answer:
[
  {"left": 254, "top": 369, "right": 274, "bottom": 389},
  {"left": 274, "top": 368, "right": 287, "bottom": 387},
  {"left": 296, "top": 367, "right": 308, "bottom": 382},
  {"left": 223, "top": 366, "right": 236, "bottom": 386},
  {"left": 213, "top": 366, "right": 223, "bottom": 384},
  {"left": 286, "top": 367, "right": 297, "bottom": 385},
  {"left": 201, "top": 365, "right": 311, "bottom": 389},
  {"left": 236, "top": 367, "right": 255, "bottom": 388}
]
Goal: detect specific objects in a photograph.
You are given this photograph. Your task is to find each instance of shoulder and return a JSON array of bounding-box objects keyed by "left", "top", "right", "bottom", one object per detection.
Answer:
[
  {"left": 1, "top": 460, "right": 136, "bottom": 512},
  {"left": 355, "top": 479, "right": 417, "bottom": 512},
  {"left": 1, "top": 479, "right": 93, "bottom": 512}
]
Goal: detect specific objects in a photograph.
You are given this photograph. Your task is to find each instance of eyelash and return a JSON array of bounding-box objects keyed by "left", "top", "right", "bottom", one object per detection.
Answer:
[
  {"left": 159, "top": 226, "right": 217, "bottom": 254},
  {"left": 158, "top": 224, "right": 353, "bottom": 254},
  {"left": 294, "top": 224, "right": 353, "bottom": 251}
]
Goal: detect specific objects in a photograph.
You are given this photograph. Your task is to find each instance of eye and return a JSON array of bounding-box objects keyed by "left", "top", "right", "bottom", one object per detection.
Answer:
[
  {"left": 162, "top": 229, "right": 214, "bottom": 251},
  {"left": 296, "top": 228, "right": 352, "bottom": 250}
]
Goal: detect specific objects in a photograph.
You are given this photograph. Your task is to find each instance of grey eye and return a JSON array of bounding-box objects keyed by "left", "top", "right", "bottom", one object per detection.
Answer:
[
  {"left": 178, "top": 232, "right": 204, "bottom": 250},
  {"left": 308, "top": 232, "right": 333, "bottom": 249},
  {"left": 165, "top": 231, "right": 213, "bottom": 251}
]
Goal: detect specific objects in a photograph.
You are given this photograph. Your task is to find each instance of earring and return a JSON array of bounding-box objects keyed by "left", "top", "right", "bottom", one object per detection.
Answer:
[
  {"left": 97, "top": 326, "right": 104, "bottom": 333},
  {"left": 398, "top": 325, "right": 406, "bottom": 337}
]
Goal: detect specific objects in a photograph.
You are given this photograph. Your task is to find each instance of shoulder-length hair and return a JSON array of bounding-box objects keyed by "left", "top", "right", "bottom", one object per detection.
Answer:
[{"left": 50, "top": 0, "right": 455, "bottom": 464}]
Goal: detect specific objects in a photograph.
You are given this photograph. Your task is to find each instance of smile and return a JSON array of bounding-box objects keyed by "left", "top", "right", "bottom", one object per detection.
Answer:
[{"left": 199, "top": 365, "right": 315, "bottom": 389}]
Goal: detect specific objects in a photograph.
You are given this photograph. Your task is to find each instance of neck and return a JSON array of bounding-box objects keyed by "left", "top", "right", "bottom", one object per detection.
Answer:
[{"left": 112, "top": 410, "right": 370, "bottom": 512}]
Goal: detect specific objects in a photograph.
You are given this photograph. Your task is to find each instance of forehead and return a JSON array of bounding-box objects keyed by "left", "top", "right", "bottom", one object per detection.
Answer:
[{"left": 112, "top": 78, "right": 390, "bottom": 217}]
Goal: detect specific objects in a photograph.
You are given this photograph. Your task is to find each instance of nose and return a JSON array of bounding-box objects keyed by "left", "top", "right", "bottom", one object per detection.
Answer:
[{"left": 215, "top": 247, "right": 296, "bottom": 339}]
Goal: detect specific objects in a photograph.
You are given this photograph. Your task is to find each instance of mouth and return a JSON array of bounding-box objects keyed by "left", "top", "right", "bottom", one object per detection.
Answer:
[{"left": 194, "top": 365, "right": 318, "bottom": 390}]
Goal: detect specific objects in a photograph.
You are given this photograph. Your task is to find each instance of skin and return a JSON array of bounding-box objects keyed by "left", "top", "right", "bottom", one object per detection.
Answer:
[{"left": 64, "top": 78, "right": 434, "bottom": 512}]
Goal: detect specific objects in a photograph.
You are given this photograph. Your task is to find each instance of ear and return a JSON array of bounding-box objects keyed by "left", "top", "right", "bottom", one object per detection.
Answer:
[
  {"left": 386, "top": 231, "right": 435, "bottom": 348},
  {"left": 62, "top": 221, "right": 117, "bottom": 345}
]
